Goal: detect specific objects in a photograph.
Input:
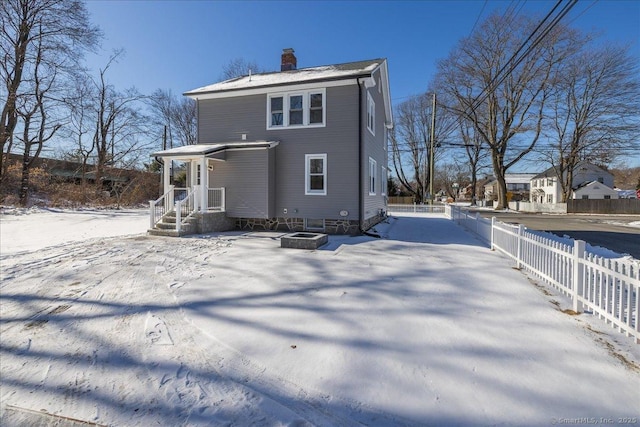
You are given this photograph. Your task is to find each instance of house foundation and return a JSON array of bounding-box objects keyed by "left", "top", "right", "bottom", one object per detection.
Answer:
[
  {"left": 236, "top": 217, "right": 360, "bottom": 235},
  {"left": 235, "top": 213, "right": 387, "bottom": 235},
  {"left": 195, "top": 211, "right": 236, "bottom": 234}
]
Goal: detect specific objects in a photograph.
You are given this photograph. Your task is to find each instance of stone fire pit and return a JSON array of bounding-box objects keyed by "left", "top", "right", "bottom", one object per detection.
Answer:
[{"left": 280, "top": 232, "right": 328, "bottom": 249}]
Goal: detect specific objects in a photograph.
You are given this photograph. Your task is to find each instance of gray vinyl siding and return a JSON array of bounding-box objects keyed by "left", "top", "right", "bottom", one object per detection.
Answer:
[
  {"left": 271, "top": 85, "right": 360, "bottom": 221},
  {"left": 361, "top": 72, "right": 389, "bottom": 221},
  {"left": 198, "top": 85, "right": 361, "bottom": 221},
  {"left": 207, "top": 149, "right": 272, "bottom": 219},
  {"left": 198, "top": 94, "right": 265, "bottom": 143}
]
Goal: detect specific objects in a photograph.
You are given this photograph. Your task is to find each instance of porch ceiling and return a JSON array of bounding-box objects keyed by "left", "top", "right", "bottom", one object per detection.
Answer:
[{"left": 151, "top": 140, "right": 279, "bottom": 159}]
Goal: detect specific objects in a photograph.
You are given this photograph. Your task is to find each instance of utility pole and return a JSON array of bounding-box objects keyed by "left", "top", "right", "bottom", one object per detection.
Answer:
[{"left": 429, "top": 93, "right": 436, "bottom": 204}]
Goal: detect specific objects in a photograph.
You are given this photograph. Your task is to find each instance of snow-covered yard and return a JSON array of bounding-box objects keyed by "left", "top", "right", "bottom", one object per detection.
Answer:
[{"left": 1, "top": 208, "right": 638, "bottom": 426}]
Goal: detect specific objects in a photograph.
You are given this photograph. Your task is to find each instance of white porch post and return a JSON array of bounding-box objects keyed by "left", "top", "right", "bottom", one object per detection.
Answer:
[
  {"left": 200, "top": 157, "right": 208, "bottom": 212},
  {"left": 190, "top": 160, "right": 197, "bottom": 189},
  {"left": 163, "top": 158, "right": 172, "bottom": 210}
]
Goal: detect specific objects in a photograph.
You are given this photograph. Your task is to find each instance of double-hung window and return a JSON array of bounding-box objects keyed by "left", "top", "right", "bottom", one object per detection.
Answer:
[
  {"left": 367, "top": 92, "right": 375, "bottom": 135},
  {"left": 369, "top": 157, "right": 377, "bottom": 195},
  {"left": 381, "top": 166, "right": 387, "bottom": 195},
  {"left": 267, "top": 89, "right": 325, "bottom": 129},
  {"left": 309, "top": 93, "right": 323, "bottom": 124},
  {"left": 270, "top": 96, "right": 284, "bottom": 127},
  {"left": 305, "top": 154, "right": 327, "bottom": 195},
  {"left": 289, "top": 95, "right": 303, "bottom": 125}
]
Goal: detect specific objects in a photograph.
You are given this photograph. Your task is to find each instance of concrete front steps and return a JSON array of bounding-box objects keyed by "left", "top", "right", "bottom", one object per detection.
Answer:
[{"left": 148, "top": 211, "right": 197, "bottom": 237}]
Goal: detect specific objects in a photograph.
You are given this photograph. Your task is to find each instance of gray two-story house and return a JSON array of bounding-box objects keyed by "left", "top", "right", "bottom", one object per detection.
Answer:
[{"left": 149, "top": 49, "right": 392, "bottom": 236}]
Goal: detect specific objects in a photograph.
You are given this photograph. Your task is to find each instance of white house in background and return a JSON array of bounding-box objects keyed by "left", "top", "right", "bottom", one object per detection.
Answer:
[
  {"left": 530, "top": 162, "right": 616, "bottom": 203},
  {"left": 484, "top": 173, "right": 537, "bottom": 202},
  {"left": 573, "top": 181, "right": 618, "bottom": 200}
]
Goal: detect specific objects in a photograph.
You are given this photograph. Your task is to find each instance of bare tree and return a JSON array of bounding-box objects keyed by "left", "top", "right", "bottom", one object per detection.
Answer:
[
  {"left": 220, "top": 57, "right": 266, "bottom": 80},
  {"left": 14, "top": 26, "right": 62, "bottom": 205},
  {"left": 171, "top": 96, "right": 196, "bottom": 146},
  {"left": 435, "top": 161, "right": 469, "bottom": 201},
  {"left": 149, "top": 89, "right": 196, "bottom": 148},
  {"left": 90, "top": 52, "right": 149, "bottom": 193},
  {"left": 389, "top": 94, "right": 433, "bottom": 203},
  {"left": 0, "top": 0, "right": 100, "bottom": 187},
  {"left": 541, "top": 43, "right": 640, "bottom": 202},
  {"left": 389, "top": 93, "right": 454, "bottom": 203},
  {"left": 458, "top": 117, "right": 490, "bottom": 205},
  {"left": 65, "top": 72, "right": 95, "bottom": 198},
  {"left": 434, "top": 88, "right": 491, "bottom": 206},
  {"left": 436, "top": 13, "right": 576, "bottom": 209}
]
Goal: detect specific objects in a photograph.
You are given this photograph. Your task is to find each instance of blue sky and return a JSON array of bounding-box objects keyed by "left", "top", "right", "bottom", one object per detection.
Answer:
[
  {"left": 85, "top": 0, "right": 639, "bottom": 101},
  {"left": 83, "top": 0, "right": 640, "bottom": 169}
]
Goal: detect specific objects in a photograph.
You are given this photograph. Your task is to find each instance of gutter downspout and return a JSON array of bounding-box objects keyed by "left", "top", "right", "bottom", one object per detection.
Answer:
[{"left": 357, "top": 78, "right": 364, "bottom": 234}]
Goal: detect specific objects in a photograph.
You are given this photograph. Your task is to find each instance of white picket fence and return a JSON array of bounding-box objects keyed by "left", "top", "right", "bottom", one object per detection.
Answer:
[
  {"left": 444, "top": 205, "right": 640, "bottom": 343},
  {"left": 387, "top": 203, "right": 446, "bottom": 214}
]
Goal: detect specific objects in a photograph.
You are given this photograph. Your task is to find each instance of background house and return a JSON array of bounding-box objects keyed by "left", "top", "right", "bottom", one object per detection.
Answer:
[
  {"left": 483, "top": 173, "right": 536, "bottom": 203},
  {"left": 530, "top": 162, "right": 615, "bottom": 203},
  {"left": 573, "top": 181, "right": 618, "bottom": 200},
  {"left": 150, "top": 49, "right": 393, "bottom": 236}
]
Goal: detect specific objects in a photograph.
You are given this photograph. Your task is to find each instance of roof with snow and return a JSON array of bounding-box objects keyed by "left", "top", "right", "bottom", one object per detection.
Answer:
[
  {"left": 184, "top": 59, "right": 384, "bottom": 96},
  {"left": 533, "top": 162, "right": 610, "bottom": 179},
  {"left": 572, "top": 180, "right": 615, "bottom": 191},
  {"left": 484, "top": 173, "right": 538, "bottom": 186},
  {"left": 151, "top": 141, "right": 279, "bottom": 158}
]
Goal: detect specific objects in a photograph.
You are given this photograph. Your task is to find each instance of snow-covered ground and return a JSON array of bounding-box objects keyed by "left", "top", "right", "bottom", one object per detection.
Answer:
[
  {"left": 0, "top": 207, "right": 149, "bottom": 254},
  {"left": 1, "top": 208, "right": 638, "bottom": 426}
]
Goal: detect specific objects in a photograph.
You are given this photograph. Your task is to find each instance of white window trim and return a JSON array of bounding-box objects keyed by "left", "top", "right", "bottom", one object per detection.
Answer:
[
  {"left": 369, "top": 157, "right": 377, "bottom": 195},
  {"left": 267, "top": 89, "right": 326, "bottom": 130},
  {"left": 383, "top": 128, "right": 387, "bottom": 151},
  {"left": 305, "top": 153, "right": 327, "bottom": 196},
  {"left": 381, "top": 166, "right": 387, "bottom": 195},
  {"left": 367, "top": 92, "right": 375, "bottom": 136}
]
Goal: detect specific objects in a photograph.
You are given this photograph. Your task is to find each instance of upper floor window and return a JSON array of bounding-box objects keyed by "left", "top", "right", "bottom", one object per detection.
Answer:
[
  {"left": 289, "top": 95, "right": 303, "bottom": 125},
  {"left": 310, "top": 93, "right": 323, "bottom": 124},
  {"left": 367, "top": 92, "right": 375, "bottom": 135},
  {"left": 268, "top": 89, "right": 325, "bottom": 129},
  {"left": 270, "top": 97, "right": 284, "bottom": 126}
]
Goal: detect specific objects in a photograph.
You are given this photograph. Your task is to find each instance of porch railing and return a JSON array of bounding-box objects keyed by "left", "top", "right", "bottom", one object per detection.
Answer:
[
  {"left": 150, "top": 186, "right": 226, "bottom": 231},
  {"left": 208, "top": 187, "right": 225, "bottom": 211}
]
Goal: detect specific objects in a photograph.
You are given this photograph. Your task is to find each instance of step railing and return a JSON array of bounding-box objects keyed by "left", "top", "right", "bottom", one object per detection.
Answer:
[
  {"left": 175, "top": 186, "right": 198, "bottom": 233},
  {"left": 150, "top": 186, "right": 226, "bottom": 232},
  {"left": 149, "top": 186, "right": 175, "bottom": 229}
]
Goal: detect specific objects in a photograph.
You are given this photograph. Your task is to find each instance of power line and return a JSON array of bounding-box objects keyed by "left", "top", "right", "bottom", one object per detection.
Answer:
[
  {"left": 469, "top": 0, "right": 489, "bottom": 36},
  {"left": 566, "top": 0, "right": 600, "bottom": 26},
  {"left": 439, "top": 0, "right": 578, "bottom": 138}
]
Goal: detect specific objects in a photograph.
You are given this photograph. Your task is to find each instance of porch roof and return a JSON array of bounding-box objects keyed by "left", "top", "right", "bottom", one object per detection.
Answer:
[{"left": 151, "top": 141, "right": 279, "bottom": 158}]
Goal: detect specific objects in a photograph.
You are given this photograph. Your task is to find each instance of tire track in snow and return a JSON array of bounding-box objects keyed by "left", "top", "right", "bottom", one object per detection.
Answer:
[
  {"left": 139, "top": 255, "right": 317, "bottom": 426},
  {"left": 150, "top": 238, "right": 412, "bottom": 426},
  {"left": 3, "top": 235, "right": 413, "bottom": 425}
]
